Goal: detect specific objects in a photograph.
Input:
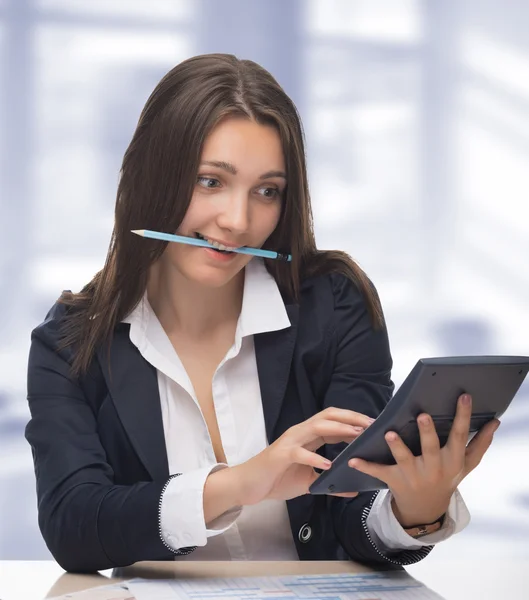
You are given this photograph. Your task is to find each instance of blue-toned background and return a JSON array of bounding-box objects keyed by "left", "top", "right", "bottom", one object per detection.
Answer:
[{"left": 1, "top": 0, "right": 528, "bottom": 562}]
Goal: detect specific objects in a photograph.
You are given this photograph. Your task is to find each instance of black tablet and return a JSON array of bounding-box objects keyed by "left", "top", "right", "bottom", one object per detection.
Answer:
[{"left": 309, "top": 356, "right": 529, "bottom": 495}]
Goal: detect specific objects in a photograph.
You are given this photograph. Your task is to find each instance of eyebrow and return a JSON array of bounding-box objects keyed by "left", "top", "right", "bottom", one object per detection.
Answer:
[{"left": 200, "top": 160, "right": 287, "bottom": 180}]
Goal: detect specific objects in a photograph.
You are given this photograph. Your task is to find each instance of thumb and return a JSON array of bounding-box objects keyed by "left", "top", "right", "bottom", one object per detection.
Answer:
[{"left": 304, "top": 468, "right": 321, "bottom": 494}]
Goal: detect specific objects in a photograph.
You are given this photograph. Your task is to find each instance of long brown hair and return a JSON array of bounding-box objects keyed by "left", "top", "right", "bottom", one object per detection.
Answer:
[{"left": 60, "top": 53, "right": 384, "bottom": 377}]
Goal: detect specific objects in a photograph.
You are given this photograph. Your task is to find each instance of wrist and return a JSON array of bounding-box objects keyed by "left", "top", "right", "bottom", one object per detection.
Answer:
[
  {"left": 402, "top": 516, "right": 445, "bottom": 538},
  {"left": 225, "top": 463, "right": 247, "bottom": 506},
  {"left": 230, "top": 457, "right": 266, "bottom": 506},
  {"left": 203, "top": 466, "right": 244, "bottom": 523},
  {"left": 391, "top": 497, "right": 447, "bottom": 529}
]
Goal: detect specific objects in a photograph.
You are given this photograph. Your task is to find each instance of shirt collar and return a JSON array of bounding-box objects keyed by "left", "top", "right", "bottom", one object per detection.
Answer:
[
  {"left": 237, "top": 257, "right": 291, "bottom": 337},
  {"left": 122, "top": 257, "right": 291, "bottom": 345}
]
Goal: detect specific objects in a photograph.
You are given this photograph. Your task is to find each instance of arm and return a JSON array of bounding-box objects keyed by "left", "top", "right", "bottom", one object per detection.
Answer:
[
  {"left": 322, "top": 274, "right": 434, "bottom": 566},
  {"left": 26, "top": 324, "right": 242, "bottom": 572},
  {"left": 365, "top": 488, "right": 471, "bottom": 551},
  {"left": 203, "top": 467, "right": 243, "bottom": 523}
]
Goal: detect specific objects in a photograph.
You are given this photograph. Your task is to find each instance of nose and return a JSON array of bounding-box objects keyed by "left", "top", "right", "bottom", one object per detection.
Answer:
[{"left": 216, "top": 190, "right": 250, "bottom": 235}]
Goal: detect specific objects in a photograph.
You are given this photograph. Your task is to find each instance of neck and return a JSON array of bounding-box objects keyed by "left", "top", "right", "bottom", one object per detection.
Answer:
[{"left": 146, "top": 261, "right": 244, "bottom": 340}]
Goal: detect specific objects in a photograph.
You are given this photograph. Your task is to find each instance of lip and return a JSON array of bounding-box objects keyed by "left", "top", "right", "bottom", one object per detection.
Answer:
[
  {"left": 196, "top": 233, "right": 242, "bottom": 249},
  {"left": 203, "top": 247, "right": 239, "bottom": 263}
]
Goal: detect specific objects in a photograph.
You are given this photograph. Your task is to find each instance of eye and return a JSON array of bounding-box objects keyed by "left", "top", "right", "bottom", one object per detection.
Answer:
[
  {"left": 257, "top": 186, "right": 281, "bottom": 200},
  {"left": 197, "top": 176, "right": 221, "bottom": 189}
]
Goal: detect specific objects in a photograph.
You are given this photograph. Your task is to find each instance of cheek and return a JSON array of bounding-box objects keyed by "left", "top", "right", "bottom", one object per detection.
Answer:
[
  {"left": 175, "top": 194, "right": 205, "bottom": 234},
  {"left": 175, "top": 214, "right": 194, "bottom": 235},
  {"left": 163, "top": 240, "right": 190, "bottom": 266},
  {"left": 259, "top": 202, "right": 282, "bottom": 237}
]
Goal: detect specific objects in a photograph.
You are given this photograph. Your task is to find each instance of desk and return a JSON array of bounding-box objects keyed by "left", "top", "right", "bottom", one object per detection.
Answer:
[
  {"left": 0, "top": 561, "right": 376, "bottom": 599},
  {"left": 0, "top": 559, "right": 527, "bottom": 600}
]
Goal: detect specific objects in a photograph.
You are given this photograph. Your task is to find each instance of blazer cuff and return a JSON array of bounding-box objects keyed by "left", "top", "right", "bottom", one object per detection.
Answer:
[
  {"left": 366, "top": 488, "right": 471, "bottom": 550},
  {"left": 159, "top": 465, "right": 242, "bottom": 553}
]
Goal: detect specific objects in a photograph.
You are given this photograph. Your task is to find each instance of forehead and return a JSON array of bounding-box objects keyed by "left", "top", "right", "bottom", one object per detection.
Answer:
[{"left": 201, "top": 117, "right": 285, "bottom": 171}]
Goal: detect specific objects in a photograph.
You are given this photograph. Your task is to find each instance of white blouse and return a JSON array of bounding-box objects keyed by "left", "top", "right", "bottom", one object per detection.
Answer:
[{"left": 122, "top": 258, "right": 469, "bottom": 560}]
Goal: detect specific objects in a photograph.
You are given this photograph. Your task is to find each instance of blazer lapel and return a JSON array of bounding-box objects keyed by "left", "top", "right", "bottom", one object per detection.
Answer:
[
  {"left": 254, "top": 303, "right": 299, "bottom": 441},
  {"left": 97, "top": 324, "right": 169, "bottom": 482}
]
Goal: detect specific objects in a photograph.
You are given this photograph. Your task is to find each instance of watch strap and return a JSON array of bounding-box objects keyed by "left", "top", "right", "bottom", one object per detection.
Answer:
[{"left": 403, "top": 513, "right": 446, "bottom": 539}]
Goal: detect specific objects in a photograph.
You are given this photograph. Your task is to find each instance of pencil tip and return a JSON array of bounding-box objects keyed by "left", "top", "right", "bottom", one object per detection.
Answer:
[{"left": 131, "top": 229, "right": 144, "bottom": 236}]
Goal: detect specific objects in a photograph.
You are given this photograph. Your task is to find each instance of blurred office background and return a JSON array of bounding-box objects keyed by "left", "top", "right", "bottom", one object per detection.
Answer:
[{"left": 0, "top": 0, "right": 528, "bottom": 562}]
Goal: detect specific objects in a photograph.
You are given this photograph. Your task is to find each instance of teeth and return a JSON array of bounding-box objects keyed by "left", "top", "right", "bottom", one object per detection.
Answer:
[
  {"left": 196, "top": 233, "right": 238, "bottom": 252},
  {"left": 210, "top": 240, "right": 229, "bottom": 251}
]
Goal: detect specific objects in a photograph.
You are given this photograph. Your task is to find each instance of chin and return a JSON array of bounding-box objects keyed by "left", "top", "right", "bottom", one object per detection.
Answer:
[{"left": 175, "top": 260, "right": 245, "bottom": 289}]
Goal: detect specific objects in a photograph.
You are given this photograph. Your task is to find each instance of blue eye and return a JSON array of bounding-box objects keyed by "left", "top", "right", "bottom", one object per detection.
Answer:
[{"left": 197, "top": 176, "right": 220, "bottom": 188}]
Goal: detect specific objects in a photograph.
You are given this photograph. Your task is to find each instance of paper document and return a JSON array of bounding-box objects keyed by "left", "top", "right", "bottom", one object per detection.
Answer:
[
  {"left": 48, "top": 580, "right": 134, "bottom": 600},
  {"left": 126, "top": 571, "right": 444, "bottom": 600}
]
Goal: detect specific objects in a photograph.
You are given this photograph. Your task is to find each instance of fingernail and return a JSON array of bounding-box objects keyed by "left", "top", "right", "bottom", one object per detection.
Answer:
[
  {"left": 386, "top": 432, "right": 398, "bottom": 442},
  {"left": 349, "top": 459, "right": 358, "bottom": 468},
  {"left": 322, "top": 459, "right": 332, "bottom": 467},
  {"left": 368, "top": 418, "right": 376, "bottom": 424},
  {"left": 462, "top": 394, "right": 471, "bottom": 405},
  {"left": 353, "top": 426, "right": 364, "bottom": 432},
  {"left": 492, "top": 420, "right": 501, "bottom": 433}
]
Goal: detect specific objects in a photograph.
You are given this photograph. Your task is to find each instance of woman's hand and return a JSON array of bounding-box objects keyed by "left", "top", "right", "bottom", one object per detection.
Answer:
[
  {"left": 232, "top": 407, "right": 374, "bottom": 506},
  {"left": 348, "top": 393, "right": 500, "bottom": 527}
]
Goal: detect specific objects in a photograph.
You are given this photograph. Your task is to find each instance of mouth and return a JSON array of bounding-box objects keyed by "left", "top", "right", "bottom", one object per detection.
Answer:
[{"left": 194, "top": 232, "right": 239, "bottom": 254}]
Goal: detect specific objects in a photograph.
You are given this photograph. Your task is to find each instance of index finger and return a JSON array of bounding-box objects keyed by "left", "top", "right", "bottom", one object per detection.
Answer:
[
  {"left": 446, "top": 394, "right": 472, "bottom": 453},
  {"left": 319, "top": 406, "right": 376, "bottom": 430}
]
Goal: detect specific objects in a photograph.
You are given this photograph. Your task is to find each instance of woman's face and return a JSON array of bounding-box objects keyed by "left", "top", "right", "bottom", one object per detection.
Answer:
[{"left": 163, "top": 116, "right": 286, "bottom": 288}]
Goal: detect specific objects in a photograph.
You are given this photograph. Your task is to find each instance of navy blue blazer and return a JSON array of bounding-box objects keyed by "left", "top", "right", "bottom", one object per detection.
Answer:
[{"left": 25, "top": 272, "right": 432, "bottom": 572}]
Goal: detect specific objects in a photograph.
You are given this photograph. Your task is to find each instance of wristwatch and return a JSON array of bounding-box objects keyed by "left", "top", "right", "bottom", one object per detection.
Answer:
[{"left": 403, "top": 514, "right": 446, "bottom": 539}]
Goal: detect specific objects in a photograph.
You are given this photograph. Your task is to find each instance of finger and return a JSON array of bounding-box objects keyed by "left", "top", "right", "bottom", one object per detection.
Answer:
[
  {"left": 447, "top": 394, "right": 472, "bottom": 454},
  {"left": 385, "top": 431, "right": 416, "bottom": 478},
  {"left": 298, "top": 420, "right": 365, "bottom": 448},
  {"left": 290, "top": 446, "right": 333, "bottom": 471},
  {"left": 348, "top": 457, "right": 392, "bottom": 485},
  {"left": 304, "top": 434, "right": 361, "bottom": 452},
  {"left": 319, "top": 435, "right": 360, "bottom": 446},
  {"left": 319, "top": 407, "right": 376, "bottom": 430},
  {"left": 464, "top": 419, "right": 500, "bottom": 475},
  {"left": 417, "top": 413, "right": 442, "bottom": 469}
]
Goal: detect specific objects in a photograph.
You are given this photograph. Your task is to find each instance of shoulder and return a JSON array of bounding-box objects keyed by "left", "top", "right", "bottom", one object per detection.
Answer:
[
  {"left": 31, "top": 296, "right": 71, "bottom": 350},
  {"left": 30, "top": 293, "right": 87, "bottom": 368},
  {"left": 28, "top": 294, "right": 111, "bottom": 398},
  {"left": 292, "top": 272, "right": 382, "bottom": 368},
  {"left": 298, "top": 271, "right": 374, "bottom": 328},
  {"left": 292, "top": 272, "right": 391, "bottom": 396}
]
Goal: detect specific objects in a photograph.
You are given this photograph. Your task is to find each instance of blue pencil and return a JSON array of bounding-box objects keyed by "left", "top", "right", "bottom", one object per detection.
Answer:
[{"left": 131, "top": 230, "right": 292, "bottom": 262}]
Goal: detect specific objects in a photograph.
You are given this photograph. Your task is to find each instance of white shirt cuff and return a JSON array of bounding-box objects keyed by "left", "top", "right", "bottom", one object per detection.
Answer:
[
  {"left": 365, "top": 488, "right": 471, "bottom": 551},
  {"left": 160, "top": 464, "right": 242, "bottom": 551}
]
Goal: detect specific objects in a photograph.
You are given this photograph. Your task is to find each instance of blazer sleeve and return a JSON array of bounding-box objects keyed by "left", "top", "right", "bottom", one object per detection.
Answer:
[
  {"left": 25, "top": 311, "right": 188, "bottom": 572},
  {"left": 322, "top": 274, "right": 434, "bottom": 566}
]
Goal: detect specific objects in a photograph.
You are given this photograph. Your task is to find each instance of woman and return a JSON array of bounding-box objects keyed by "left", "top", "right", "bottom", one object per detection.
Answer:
[{"left": 25, "top": 54, "right": 498, "bottom": 573}]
